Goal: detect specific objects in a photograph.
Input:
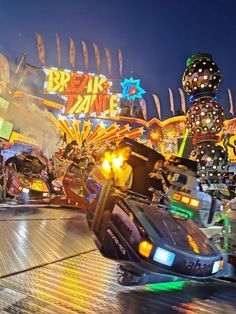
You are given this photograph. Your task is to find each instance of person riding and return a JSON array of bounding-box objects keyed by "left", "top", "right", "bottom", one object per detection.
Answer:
[{"left": 148, "top": 156, "right": 170, "bottom": 194}]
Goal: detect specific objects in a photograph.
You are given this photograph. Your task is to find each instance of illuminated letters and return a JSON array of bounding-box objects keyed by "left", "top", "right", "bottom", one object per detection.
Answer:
[{"left": 45, "top": 69, "right": 119, "bottom": 115}]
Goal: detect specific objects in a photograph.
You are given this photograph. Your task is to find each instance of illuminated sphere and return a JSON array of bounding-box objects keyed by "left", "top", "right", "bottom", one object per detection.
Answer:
[
  {"left": 186, "top": 97, "right": 225, "bottom": 143},
  {"left": 182, "top": 53, "right": 221, "bottom": 96},
  {"left": 189, "top": 142, "right": 229, "bottom": 181}
]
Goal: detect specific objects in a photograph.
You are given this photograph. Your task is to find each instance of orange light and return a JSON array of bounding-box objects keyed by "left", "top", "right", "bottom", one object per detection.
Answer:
[
  {"left": 181, "top": 196, "right": 190, "bottom": 204},
  {"left": 220, "top": 258, "right": 224, "bottom": 271},
  {"left": 138, "top": 240, "right": 153, "bottom": 258},
  {"left": 18, "top": 186, "right": 23, "bottom": 191},
  {"left": 190, "top": 198, "right": 200, "bottom": 208},
  {"left": 187, "top": 235, "right": 200, "bottom": 254},
  {"left": 173, "top": 193, "right": 181, "bottom": 201}
]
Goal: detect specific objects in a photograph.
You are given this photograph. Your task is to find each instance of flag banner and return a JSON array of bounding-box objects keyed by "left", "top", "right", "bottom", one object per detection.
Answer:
[
  {"left": 93, "top": 43, "right": 101, "bottom": 72},
  {"left": 178, "top": 88, "right": 186, "bottom": 114},
  {"left": 139, "top": 98, "right": 147, "bottom": 120},
  {"left": 118, "top": 49, "right": 123, "bottom": 77},
  {"left": 228, "top": 89, "right": 235, "bottom": 117},
  {"left": 35, "top": 32, "right": 45, "bottom": 65},
  {"left": 56, "top": 33, "right": 61, "bottom": 66},
  {"left": 0, "top": 53, "right": 10, "bottom": 83},
  {"left": 105, "top": 47, "right": 112, "bottom": 76},
  {"left": 69, "top": 37, "right": 76, "bottom": 67},
  {"left": 81, "top": 40, "right": 89, "bottom": 71},
  {"left": 152, "top": 94, "right": 161, "bottom": 120},
  {"left": 168, "top": 88, "right": 175, "bottom": 115}
]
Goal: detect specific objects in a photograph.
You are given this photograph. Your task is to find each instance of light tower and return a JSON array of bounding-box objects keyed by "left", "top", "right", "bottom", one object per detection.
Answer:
[{"left": 182, "top": 53, "right": 229, "bottom": 182}]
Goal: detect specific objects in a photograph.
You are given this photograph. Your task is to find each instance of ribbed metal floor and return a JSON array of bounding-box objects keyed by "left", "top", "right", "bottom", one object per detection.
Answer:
[
  {"left": 0, "top": 206, "right": 235, "bottom": 313},
  {"left": 1, "top": 251, "right": 236, "bottom": 313},
  {"left": 0, "top": 207, "right": 95, "bottom": 277}
]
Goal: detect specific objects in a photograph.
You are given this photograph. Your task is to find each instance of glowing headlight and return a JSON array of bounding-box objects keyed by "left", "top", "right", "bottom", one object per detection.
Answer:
[
  {"left": 22, "top": 188, "right": 29, "bottom": 194},
  {"left": 212, "top": 260, "right": 223, "bottom": 274},
  {"left": 101, "top": 160, "right": 111, "bottom": 173},
  {"left": 153, "top": 247, "right": 175, "bottom": 267},
  {"left": 112, "top": 156, "right": 123, "bottom": 169},
  {"left": 43, "top": 193, "right": 48, "bottom": 197}
]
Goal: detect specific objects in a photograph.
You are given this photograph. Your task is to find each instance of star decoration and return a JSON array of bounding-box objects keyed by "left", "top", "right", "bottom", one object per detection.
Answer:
[
  {"left": 112, "top": 123, "right": 120, "bottom": 130},
  {"left": 99, "top": 121, "right": 106, "bottom": 129},
  {"left": 120, "top": 77, "right": 145, "bottom": 101}
]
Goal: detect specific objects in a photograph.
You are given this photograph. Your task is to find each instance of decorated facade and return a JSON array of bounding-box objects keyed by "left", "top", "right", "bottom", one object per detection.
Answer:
[{"left": 0, "top": 46, "right": 234, "bottom": 167}]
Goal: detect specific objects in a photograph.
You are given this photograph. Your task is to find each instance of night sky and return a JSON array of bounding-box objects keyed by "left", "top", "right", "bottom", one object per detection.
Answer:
[{"left": 0, "top": 0, "right": 235, "bottom": 120}]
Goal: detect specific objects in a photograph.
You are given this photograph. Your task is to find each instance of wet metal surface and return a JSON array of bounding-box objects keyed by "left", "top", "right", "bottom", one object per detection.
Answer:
[
  {"left": 0, "top": 207, "right": 95, "bottom": 277},
  {"left": 0, "top": 206, "right": 235, "bottom": 313}
]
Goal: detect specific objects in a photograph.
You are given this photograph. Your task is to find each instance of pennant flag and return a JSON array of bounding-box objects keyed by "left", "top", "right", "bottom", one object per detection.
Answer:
[
  {"left": 118, "top": 49, "right": 123, "bottom": 77},
  {"left": 56, "top": 33, "right": 61, "bottom": 66},
  {"left": 178, "top": 88, "right": 186, "bottom": 114},
  {"left": 69, "top": 38, "right": 76, "bottom": 67},
  {"left": 139, "top": 98, "right": 147, "bottom": 120},
  {"left": 0, "top": 53, "right": 10, "bottom": 83},
  {"left": 93, "top": 43, "right": 101, "bottom": 72},
  {"left": 81, "top": 40, "right": 89, "bottom": 71},
  {"left": 152, "top": 94, "right": 161, "bottom": 120},
  {"left": 105, "top": 47, "right": 112, "bottom": 76},
  {"left": 228, "top": 89, "right": 235, "bottom": 117},
  {"left": 35, "top": 32, "right": 45, "bottom": 65},
  {"left": 168, "top": 88, "right": 175, "bottom": 115}
]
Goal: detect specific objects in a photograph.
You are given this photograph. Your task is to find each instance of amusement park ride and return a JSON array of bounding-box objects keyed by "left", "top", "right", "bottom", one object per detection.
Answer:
[{"left": 0, "top": 40, "right": 235, "bottom": 287}]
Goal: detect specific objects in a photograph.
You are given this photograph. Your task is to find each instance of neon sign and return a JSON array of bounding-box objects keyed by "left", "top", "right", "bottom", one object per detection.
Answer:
[
  {"left": 120, "top": 77, "right": 145, "bottom": 101},
  {"left": 44, "top": 68, "right": 119, "bottom": 116}
]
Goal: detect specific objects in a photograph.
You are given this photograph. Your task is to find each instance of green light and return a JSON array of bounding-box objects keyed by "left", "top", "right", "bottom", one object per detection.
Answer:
[
  {"left": 221, "top": 213, "right": 229, "bottom": 250},
  {"left": 178, "top": 129, "right": 189, "bottom": 157},
  {"left": 170, "top": 209, "right": 189, "bottom": 219},
  {"left": 170, "top": 204, "right": 193, "bottom": 218},
  {"left": 186, "top": 57, "right": 192, "bottom": 67},
  {"left": 146, "top": 281, "right": 187, "bottom": 292}
]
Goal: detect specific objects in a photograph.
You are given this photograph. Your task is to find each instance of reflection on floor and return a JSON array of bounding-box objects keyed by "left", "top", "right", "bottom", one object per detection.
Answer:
[{"left": 0, "top": 206, "right": 235, "bottom": 313}]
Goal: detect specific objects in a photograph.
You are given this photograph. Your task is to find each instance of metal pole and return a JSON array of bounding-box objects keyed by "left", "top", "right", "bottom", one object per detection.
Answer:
[{"left": 91, "top": 179, "right": 113, "bottom": 234}]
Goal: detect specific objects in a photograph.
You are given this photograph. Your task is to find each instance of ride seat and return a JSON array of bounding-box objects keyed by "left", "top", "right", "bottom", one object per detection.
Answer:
[{"left": 208, "top": 197, "right": 220, "bottom": 225}]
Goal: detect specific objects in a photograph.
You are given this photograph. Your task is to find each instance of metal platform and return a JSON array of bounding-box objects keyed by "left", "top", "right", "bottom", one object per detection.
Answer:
[
  {"left": 0, "top": 207, "right": 95, "bottom": 277},
  {"left": 0, "top": 206, "right": 235, "bottom": 313}
]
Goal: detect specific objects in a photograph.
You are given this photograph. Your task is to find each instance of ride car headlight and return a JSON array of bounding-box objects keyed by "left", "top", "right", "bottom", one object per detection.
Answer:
[
  {"left": 22, "top": 188, "right": 29, "bottom": 193},
  {"left": 153, "top": 247, "right": 175, "bottom": 267},
  {"left": 43, "top": 193, "right": 48, "bottom": 197},
  {"left": 212, "top": 260, "right": 222, "bottom": 274}
]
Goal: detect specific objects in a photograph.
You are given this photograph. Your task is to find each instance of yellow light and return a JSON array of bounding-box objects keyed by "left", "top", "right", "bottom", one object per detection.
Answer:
[
  {"left": 138, "top": 240, "right": 153, "bottom": 258},
  {"left": 173, "top": 193, "right": 181, "bottom": 201},
  {"left": 187, "top": 235, "right": 200, "bottom": 254},
  {"left": 112, "top": 156, "right": 123, "bottom": 169},
  {"left": 190, "top": 198, "right": 200, "bottom": 208},
  {"left": 220, "top": 258, "right": 224, "bottom": 271},
  {"left": 181, "top": 196, "right": 190, "bottom": 204},
  {"left": 101, "top": 160, "right": 111, "bottom": 174},
  {"left": 18, "top": 186, "right": 23, "bottom": 191}
]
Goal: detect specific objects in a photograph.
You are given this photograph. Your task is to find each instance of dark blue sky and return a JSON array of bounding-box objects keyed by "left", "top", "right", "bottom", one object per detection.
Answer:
[{"left": 0, "top": 0, "right": 236, "bottom": 120}]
